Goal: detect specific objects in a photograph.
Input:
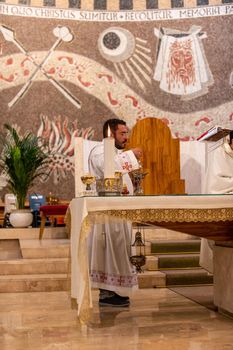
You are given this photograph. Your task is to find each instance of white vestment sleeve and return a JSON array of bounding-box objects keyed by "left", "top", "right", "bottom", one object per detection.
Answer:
[
  {"left": 88, "top": 144, "right": 105, "bottom": 179},
  {"left": 200, "top": 140, "right": 233, "bottom": 274},
  {"left": 204, "top": 143, "right": 233, "bottom": 194}
]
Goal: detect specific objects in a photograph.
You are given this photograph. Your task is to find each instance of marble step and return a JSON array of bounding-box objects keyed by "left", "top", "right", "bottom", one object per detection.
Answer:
[
  {"left": 163, "top": 268, "right": 213, "bottom": 286},
  {"left": 0, "top": 271, "right": 165, "bottom": 293},
  {"left": 138, "top": 268, "right": 213, "bottom": 288},
  {"left": 0, "top": 274, "right": 69, "bottom": 292},
  {"left": 0, "top": 226, "right": 195, "bottom": 241},
  {"left": 0, "top": 223, "right": 209, "bottom": 295},
  {"left": 0, "top": 266, "right": 211, "bottom": 293},
  {"left": 0, "top": 227, "right": 68, "bottom": 240},
  {"left": 138, "top": 271, "right": 166, "bottom": 288},
  {"left": 157, "top": 253, "right": 200, "bottom": 269},
  {"left": 0, "top": 258, "right": 69, "bottom": 275},
  {"left": 19, "top": 239, "right": 70, "bottom": 259},
  {"left": 151, "top": 239, "right": 201, "bottom": 254},
  {"left": 0, "top": 239, "right": 22, "bottom": 260},
  {"left": 144, "top": 253, "right": 200, "bottom": 271}
]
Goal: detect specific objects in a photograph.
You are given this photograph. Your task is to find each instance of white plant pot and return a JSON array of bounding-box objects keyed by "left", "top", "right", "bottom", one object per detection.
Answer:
[{"left": 9, "top": 209, "right": 33, "bottom": 228}]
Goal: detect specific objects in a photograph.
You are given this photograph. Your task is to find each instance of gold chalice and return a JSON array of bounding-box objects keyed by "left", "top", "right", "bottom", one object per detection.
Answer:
[{"left": 81, "top": 174, "right": 96, "bottom": 191}]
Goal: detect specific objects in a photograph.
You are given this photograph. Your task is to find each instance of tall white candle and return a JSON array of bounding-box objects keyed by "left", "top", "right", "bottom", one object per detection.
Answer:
[
  {"left": 104, "top": 126, "right": 115, "bottom": 178},
  {"left": 74, "top": 137, "right": 84, "bottom": 197}
]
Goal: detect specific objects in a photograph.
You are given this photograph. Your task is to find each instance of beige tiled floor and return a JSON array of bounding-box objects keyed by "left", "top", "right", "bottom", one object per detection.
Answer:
[{"left": 0, "top": 288, "right": 233, "bottom": 350}]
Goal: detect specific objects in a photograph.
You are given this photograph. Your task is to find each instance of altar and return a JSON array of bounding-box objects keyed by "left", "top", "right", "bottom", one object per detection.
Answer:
[{"left": 69, "top": 194, "right": 233, "bottom": 323}]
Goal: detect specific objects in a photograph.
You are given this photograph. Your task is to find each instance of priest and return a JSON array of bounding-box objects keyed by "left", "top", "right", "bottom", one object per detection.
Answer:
[
  {"left": 200, "top": 131, "right": 233, "bottom": 273},
  {"left": 204, "top": 131, "right": 233, "bottom": 194},
  {"left": 88, "top": 118, "right": 142, "bottom": 307}
]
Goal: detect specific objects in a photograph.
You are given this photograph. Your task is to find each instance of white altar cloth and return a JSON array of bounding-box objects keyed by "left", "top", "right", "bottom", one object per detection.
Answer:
[{"left": 69, "top": 194, "right": 233, "bottom": 323}]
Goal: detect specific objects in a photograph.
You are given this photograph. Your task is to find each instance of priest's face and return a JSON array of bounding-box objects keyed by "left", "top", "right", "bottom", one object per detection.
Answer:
[{"left": 114, "top": 124, "right": 129, "bottom": 149}]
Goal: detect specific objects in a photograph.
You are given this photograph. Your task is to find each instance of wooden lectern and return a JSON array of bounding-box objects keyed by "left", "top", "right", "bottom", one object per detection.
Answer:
[{"left": 127, "top": 117, "right": 185, "bottom": 195}]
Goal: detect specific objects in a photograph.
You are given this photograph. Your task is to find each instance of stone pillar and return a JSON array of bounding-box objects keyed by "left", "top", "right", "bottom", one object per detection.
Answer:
[{"left": 213, "top": 242, "right": 233, "bottom": 317}]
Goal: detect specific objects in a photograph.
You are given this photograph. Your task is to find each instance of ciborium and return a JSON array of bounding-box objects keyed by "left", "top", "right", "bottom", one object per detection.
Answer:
[
  {"left": 97, "top": 171, "right": 123, "bottom": 196},
  {"left": 81, "top": 174, "right": 96, "bottom": 194}
]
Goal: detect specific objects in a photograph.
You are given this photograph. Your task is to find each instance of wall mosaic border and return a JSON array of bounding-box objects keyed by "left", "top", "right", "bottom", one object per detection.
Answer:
[{"left": 2, "top": 0, "right": 233, "bottom": 10}]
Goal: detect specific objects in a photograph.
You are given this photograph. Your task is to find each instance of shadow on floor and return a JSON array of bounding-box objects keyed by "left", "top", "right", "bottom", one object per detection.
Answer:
[{"left": 169, "top": 285, "right": 217, "bottom": 311}]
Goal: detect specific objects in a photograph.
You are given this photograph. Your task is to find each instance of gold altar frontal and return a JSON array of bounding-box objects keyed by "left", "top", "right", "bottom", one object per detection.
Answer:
[{"left": 95, "top": 207, "right": 233, "bottom": 241}]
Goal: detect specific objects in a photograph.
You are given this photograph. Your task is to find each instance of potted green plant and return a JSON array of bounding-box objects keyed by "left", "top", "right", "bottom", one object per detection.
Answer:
[{"left": 0, "top": 124, "right": 49, "bottom": 227}]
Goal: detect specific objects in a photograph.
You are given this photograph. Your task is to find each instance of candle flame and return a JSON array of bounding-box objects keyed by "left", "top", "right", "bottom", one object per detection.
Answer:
[{"left": 107, "top": 125, "right": 111, "bottom": 138}]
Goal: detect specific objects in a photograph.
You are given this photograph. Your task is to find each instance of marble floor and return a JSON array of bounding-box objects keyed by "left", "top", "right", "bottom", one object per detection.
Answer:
[{"left": 0, "top": 288, "right": 233, "bottom": 350}]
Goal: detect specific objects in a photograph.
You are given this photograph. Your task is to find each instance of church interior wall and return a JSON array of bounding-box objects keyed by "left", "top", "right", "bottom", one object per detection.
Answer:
[{"left": 0, "top": 0, "right": 232, "bottom": 199}]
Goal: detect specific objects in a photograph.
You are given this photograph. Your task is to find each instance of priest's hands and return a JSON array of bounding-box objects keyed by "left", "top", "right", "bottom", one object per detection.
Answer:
[{"left": 132, "top": 148, "right": 143, "bottom": 160}]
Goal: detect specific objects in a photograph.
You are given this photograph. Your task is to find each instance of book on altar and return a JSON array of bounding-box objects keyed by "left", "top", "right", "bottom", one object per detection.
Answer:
[{"left": 197, "top": 125, "right": 231, "bottom": 142}]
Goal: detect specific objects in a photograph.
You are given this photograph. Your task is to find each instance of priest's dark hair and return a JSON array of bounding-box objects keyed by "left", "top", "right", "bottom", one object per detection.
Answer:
[{"left": 103, "top": 118, "right": 126, "bottom": 138}]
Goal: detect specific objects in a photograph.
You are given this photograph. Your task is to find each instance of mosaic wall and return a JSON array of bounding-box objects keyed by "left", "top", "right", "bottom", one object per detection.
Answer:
[{"left": 0, "top": 2, "right": 232, "bottom": 199}]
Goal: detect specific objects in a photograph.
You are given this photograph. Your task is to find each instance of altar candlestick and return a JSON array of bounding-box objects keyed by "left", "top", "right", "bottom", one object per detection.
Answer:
[{"left": 104, "top": 125, "right": 115, "bottom": 178}]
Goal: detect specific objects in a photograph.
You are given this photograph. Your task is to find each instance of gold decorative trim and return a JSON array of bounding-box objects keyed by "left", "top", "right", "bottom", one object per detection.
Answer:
[
  {"left": 94, "top": 207, "right": 233, "bottom": 223},
  {"left": 77, "top": 216, "right": 93, "bottom": 324}
]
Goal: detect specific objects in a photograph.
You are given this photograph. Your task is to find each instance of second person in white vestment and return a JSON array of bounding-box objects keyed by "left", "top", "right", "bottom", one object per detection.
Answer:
[
  {"left": 88, "top": 118, "right": 142, "bottom": 307},
  {"left": 200, "top": 131, "right": 233, "bottom": 273}
]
